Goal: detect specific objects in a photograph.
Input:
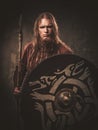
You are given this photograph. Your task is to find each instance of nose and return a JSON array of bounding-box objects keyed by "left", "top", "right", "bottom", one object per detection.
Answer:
[{"left": 44, "top": 27, "right": 48, "bottom": 33}]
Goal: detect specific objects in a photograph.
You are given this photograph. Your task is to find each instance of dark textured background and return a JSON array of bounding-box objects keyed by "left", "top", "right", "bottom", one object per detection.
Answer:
[{"left": 0, "top": 0, "right": 98, "bottom": 130}]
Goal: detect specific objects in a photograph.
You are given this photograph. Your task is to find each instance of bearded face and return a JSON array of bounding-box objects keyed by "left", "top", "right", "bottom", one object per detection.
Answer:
[{"left": 38, "top": 18, "right": 53, "bottom": 43}]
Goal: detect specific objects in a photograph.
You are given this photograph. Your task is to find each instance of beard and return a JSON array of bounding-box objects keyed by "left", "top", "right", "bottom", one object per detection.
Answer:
[
  {"left": 40, "top": 37, "right": 54, "bottom": 47},
  {"left": 39, "top": 37, "right": 57, "bottom": 54},
  {"left": 41, "top": 36, "right": 53, "bottom": 43}
]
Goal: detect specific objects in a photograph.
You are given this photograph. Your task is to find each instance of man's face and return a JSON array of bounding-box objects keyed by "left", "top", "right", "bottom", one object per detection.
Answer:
[{"left": 38, "top": 18, "right": 53, "bottom": 42}]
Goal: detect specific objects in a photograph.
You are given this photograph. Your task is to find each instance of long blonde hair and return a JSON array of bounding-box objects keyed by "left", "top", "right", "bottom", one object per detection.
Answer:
[
  {"left": 27, "top": 12, "right": 72, "bottom": 69},
  {"left": 33, "top": 12, "right": 64, "bottom": 46}
]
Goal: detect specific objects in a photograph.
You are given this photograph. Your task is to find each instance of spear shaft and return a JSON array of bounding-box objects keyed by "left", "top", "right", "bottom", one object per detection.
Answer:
[
  {"left": 16, "top": 14, "right": 23, "bottom": 87},
  {"left": 15, "top": 14, "right": 23, "bottom": 130}
]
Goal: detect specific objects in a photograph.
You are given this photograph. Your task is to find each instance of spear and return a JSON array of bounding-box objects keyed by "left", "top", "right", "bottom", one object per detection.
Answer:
[
  {"left": 16, "top": 14, "right": 23, "bottom": 87},
  {"left": 18, "top": 14, "right": 23, "bottom": 63},
  {"left": 14, "top": 14, "right": 23, "bottom": 130}
]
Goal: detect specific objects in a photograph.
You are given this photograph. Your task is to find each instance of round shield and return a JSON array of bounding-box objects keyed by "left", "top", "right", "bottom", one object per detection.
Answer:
[{"left": 21, "top": 54, "right": 98, "bottom": 130}]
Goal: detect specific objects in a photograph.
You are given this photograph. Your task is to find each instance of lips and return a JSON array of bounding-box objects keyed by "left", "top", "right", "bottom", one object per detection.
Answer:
[
  {"left": 43, "top": 35, "right": 49, "bottom": 37},
  {"left": 43, "top": 34, "right": 50, "bottom": 37}
]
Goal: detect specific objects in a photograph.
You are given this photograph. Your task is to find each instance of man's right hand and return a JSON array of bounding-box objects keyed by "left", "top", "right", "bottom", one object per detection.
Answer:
[{"left": 13, "top": 87, "right": 21, "bottom": 95}]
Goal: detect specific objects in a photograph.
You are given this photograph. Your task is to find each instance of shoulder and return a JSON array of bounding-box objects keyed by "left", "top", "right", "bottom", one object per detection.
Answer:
[
  {"left": 22, "top": 41, "right": 35, "bottom": 57},
  {"left": 23, "top": 41, "right": 34, "bottom": 51},
  {"left": 58, "top": 42, "right": 74, "bottom": 54}
]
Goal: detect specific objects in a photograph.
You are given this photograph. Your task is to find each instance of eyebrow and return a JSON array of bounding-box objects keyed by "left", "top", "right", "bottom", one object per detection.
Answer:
[{"left": 39, "top": 25, "right": 53, "bottom": 28}]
